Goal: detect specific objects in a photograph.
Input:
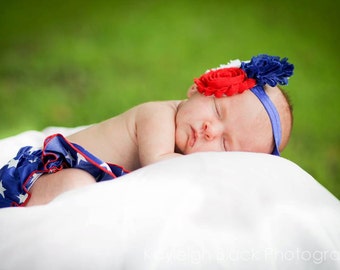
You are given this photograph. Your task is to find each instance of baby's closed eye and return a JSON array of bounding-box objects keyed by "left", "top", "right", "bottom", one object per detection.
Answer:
[{"left": 213, "top": 98, "right": 222, "bottom": 118}]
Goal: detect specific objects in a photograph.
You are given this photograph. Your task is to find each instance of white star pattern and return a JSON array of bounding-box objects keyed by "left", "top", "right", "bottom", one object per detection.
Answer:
[
  {"left": 28, "top": 157, "right": 38, "bottom": 163},
  {"left": 17, "top": 193, "right": 28, "bottom": 204},
  {"left": 77, "top": 153, "right": 87, "bottom": 165},
  {"left": 0, "top": 180, "right": 6, "bottom": 198},
  {"left": 28, "top": 146, "right": 41, "bottom": 154},
  {"left": 100, "top": 163, "right": 110, "bottom": 171},
  {"left": 7, "top": 158, "right": 19, "bottom": 169},
  {"left": 65, "top": 151, "right": 75, "bottom": 163}
]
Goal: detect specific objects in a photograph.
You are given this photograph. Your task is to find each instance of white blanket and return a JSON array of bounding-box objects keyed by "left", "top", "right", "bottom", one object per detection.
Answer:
[{"left": 0, "top": 128, "right": 339, "bottom": 270}]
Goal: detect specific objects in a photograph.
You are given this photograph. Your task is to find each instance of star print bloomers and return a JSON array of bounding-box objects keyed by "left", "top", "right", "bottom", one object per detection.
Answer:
[{"left": 0, "top": 134, "right": 128, "bottom": 208}]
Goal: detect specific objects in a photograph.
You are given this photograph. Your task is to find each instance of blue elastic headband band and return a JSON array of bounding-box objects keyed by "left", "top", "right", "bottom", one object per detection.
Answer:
[{"left": 250, "top": 85, "right": 281, "bottom": 156}]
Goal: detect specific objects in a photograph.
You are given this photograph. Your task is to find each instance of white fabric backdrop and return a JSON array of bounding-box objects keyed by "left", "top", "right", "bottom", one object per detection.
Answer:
[{"left": 0, "top": 128, "right": 339, "bottom": 270}]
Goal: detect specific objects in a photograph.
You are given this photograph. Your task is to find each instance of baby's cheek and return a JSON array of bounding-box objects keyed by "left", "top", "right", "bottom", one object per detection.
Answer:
[
  {"left": 174, "top": 131, "right": 185, "bottom": 154},
  {"left": 192, "top": 142, "right": 223, "bottom": 154}
]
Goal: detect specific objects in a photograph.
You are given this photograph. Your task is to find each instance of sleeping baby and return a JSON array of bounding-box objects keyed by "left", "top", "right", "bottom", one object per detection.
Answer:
[{"left": 0, "top": 54, "right": 294, "bottom": 207}]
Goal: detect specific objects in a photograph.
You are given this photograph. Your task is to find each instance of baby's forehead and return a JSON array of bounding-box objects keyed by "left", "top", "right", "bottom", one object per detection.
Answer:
[
  {"left": 218, "top": 91, "right": 272, "bottom": 123},
  {"left": 219, "top": 90, "right": 263, "bottom": 110}
]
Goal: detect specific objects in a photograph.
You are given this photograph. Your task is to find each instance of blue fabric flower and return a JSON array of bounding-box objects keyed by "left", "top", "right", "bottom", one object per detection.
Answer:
[{"left": 241, "top": 54, "right": 294, "bottom": 87}]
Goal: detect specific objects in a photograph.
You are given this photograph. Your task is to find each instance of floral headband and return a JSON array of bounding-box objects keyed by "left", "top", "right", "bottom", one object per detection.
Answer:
[{"left": 194, "top": 54, "right": 294, "bottom": 156}]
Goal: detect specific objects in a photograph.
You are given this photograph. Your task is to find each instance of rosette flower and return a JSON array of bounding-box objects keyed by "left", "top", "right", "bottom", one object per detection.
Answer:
[
  {"left": 194, "top": 68, "right": 256, "bottom": 97},
  {"left": 241, "top": 54, "right": 294, "bottom": 87}
]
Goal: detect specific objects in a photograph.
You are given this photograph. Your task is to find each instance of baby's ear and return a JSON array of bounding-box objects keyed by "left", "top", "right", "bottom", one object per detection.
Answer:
[{"left": 187, "top": 84, "right": 198, "bottom": 98}]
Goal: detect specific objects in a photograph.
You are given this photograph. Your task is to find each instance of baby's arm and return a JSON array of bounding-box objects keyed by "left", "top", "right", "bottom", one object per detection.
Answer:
[{"left": 135, "top": 101, "right": 182, "bottom": 166}]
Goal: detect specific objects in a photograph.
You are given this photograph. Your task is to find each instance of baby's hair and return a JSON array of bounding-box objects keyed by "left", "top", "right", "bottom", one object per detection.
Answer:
[{"left": 279, "top": 86, "right": 294, "bottom": 131}]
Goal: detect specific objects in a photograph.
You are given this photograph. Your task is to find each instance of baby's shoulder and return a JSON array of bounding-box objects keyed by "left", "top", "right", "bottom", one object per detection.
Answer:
[
  {"left": 138, "top": 100, "right": 180, "bottom": 109},
  {"left": 132, "top": 100, "right": 180, "bottom": 123},
  {"left": 134, "top": 100, "right": 180, "bottom": 116}
]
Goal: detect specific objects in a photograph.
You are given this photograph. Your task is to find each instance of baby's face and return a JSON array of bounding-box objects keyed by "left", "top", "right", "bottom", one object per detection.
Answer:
[{"left": 175, "top": 85, "right": 274, "bottom": 155}]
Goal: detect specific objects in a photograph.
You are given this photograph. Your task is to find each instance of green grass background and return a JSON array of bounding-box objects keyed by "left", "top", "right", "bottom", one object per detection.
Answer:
[{"left": 1, "top": 0, "right": 339, "bottom": 198}]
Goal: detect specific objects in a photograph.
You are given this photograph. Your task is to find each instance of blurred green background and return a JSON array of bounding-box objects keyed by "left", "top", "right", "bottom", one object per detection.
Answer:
[{"left": 1, "top": 0, "right": 339, "bottom": 198}]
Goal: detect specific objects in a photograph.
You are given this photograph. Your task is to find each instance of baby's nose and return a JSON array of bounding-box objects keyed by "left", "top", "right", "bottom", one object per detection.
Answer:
[{"left": 203, "top": 122, "right": 222, "bottom": 141}]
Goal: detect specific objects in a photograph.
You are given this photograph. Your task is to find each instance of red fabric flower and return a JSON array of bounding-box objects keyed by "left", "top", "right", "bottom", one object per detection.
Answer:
[{"left": 194, "top": 68, "right": 256, "bottom": 98}]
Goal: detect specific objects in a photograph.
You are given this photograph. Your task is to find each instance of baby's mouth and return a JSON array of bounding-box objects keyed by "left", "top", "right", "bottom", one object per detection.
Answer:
[{"left": 189, "top": 127, "right": 197, "bottom": 148}]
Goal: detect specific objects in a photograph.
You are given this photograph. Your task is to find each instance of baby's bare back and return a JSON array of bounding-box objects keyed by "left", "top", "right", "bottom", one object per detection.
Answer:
[
  {"left": 67, "top": 100, "right": 180, "bottom": 171},
  {"left": 67, "top": 108, "right": 140, "bottom": 171}
]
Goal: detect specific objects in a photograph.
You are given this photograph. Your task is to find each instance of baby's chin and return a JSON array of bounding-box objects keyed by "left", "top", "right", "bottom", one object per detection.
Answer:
[
  {"left": 174, "top": 145, "right": 184, "bottom": 155},
  {"left": 175, "top": 143, "right": 195, "bottom": 155},
  {"left": 175, "top": 146, "right": 199, "bottom": 156}
]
